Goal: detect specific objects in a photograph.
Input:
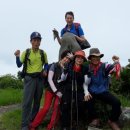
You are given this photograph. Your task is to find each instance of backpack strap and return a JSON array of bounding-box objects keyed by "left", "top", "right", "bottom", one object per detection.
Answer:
[
  {"left": 74, "top": 23, "right": 80, "bottom": 36},
  {"left": 101, "top": 63, "right": 106, "bottom": 77},
  {"left": 63, "top": 22, "right": 81, "bottom": 36},
  {"left": 23, "top": 48, "right": 31, "bottom": 74},
  {"left": 39, "top": 49, "right": 45, "bottom": 66}
]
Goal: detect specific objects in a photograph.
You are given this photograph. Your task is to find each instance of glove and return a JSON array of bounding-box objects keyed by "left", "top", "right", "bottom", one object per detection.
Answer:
[
  {"left": 56, "top": 91, "right": 62, "bottom": 98},
  {"left": 67, "top": 52, "right": 74, "bottom": 60},
  {"left": 52, "top": 28, "right": 59, "bottom": 40}
]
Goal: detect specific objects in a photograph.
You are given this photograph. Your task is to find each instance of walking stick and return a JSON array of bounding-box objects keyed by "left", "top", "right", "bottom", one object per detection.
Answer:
[
  {"left": 75, "top": 72, "right": 79, "bottom": 130},
  {"left": 71, "top": 70, "right": 74, "bottom": 130}
]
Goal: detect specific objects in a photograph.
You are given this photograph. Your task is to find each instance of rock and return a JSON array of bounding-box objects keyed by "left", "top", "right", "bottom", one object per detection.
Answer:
[
  {"left": 88, "top": 126, "right": 103, "bottom": 130},
  {"left": 118, "top": 107, "right": 130, "bottom": 128}
]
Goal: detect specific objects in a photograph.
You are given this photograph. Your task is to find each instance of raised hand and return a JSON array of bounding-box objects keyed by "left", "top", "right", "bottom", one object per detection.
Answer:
[{"left": 14, "top": 50, "right": 20, "bottom": 57}]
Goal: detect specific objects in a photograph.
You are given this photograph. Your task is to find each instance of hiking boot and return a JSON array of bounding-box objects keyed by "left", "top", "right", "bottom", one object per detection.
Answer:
[
  {"left": 108, "top": 120, "right": 120, "bottom": 130},
  {"left": 89, "top": 119, "right": 100, "bottom": 127}
]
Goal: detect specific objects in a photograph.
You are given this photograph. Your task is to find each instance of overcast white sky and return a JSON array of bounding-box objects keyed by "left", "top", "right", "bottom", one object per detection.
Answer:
[{"left": 0, "top": 0, "right": 130, "bottom": 76}]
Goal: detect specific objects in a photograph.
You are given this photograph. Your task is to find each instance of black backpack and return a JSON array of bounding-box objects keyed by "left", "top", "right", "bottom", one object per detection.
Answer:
[{"left": 19, "top": 48, "right": 45, "bottom": 78}]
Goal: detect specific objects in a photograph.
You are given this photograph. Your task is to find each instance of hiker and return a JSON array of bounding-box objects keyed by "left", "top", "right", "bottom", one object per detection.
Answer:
[
  {"left": 60, "top": 50, "right": 89, "bottom": 130},
  {"left": 109, "top": 55, "right": 121, "bottom": 79},
  {"left": 85, "top": 48, "right": 121, "bottom": 130},
  {"left": 14, "top": 32, "right": 48, "bottom": 130},
  {"left": 53, "top": 11, "right": 90, "bottom": 59},
  {"left": 29, "top": 50, "right": 73, "bottom": 130}
]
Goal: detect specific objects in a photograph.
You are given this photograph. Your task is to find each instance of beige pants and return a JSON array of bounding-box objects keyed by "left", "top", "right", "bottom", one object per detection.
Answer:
[{"left": 59, "top": 32, "right": 81, "bottom": 60}]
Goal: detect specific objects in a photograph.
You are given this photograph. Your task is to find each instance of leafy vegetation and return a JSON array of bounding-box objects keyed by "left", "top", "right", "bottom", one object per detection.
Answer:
[
  {"left": 110, "top": 67, "right": 130, "bottom": 97},
  {"left": 0, "top": 88, "right": 22, "bottom": 106},
  {"left": 0, "top": 74, "right": 23, "bottom": 89}
]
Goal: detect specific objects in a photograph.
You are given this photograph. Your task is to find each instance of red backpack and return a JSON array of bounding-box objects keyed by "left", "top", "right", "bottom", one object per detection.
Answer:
[{"left": 63, "top": 23, "right": 81, "bottom": 36}]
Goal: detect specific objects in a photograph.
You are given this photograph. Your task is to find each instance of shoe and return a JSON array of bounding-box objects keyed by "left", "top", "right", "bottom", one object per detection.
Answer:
[
  {"left": 89, "top": 119, "right": 100, "bottom": 127},
  {"left": 108, "top": 120, "right": 120, "bottom": 130}
]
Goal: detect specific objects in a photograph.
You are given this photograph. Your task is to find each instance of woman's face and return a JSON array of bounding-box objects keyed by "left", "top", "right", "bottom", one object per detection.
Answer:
[
  {"left": 61, "top": 56, "right": 70, "bottom": 65},
  {"left": 65, "top": 14, "right": 74, "bottom": 26},
  {"left": 75, "top": 56, "right": 84, "bottom": 66},
  {"left": 90, "top": 56, "right": 100, "bottom": 65}
]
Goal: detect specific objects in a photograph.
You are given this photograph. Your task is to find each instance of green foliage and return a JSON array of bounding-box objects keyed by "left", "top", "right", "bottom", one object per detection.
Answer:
[
  {"left": 0, "top": 74, "right": 23, "bottom": 89},
  {"left": 0, "top": 109, "right": 53, "bottom": 130},
  {"left": 117, "top": 94, "right": 130, "bottom": 107},
  {"left": 0, "top": 88, "right": 22, "bottom": 106},
  {"left": 110, "top": 67, "right": 130, "bottom": 97},
  {"left": 120, "top": 68, "right": 130, "bottom": 94},
  {"left": 0, "top": 109, "right": 21, "bottom": 130},
  {"left": 110, "top": 76, "right": 122, "bottom": 93}
]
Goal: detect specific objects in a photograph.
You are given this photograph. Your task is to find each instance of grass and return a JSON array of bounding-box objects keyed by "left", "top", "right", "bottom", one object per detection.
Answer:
[
  {"left": 0, "top": 89, "right": 130, "bottom": 130},
  {"left": 0, "top": 109, "right": 21, "bottom": 130},
  {"left": 118, "top": 94, "right": 130, "bottom": 107},
  {"left": 0, "top": 88, "right": 22, "bottom": 106},
  {"left": 0, "top": 109, "right": 52, "bottom": 130},
  {"left": 113, "top": 92, "right": 130, "bottom": 107},
  {"left": 0, "top": 109, "right": 130, "bottom": 130}
]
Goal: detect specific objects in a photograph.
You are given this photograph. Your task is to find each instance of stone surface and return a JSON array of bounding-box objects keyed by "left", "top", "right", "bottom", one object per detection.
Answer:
[
  {"left": 118, "top": 107, "right": 130, "bottom": 128},
  {"left": 88, "top": 126, "right": 103, "bottom": 130}
]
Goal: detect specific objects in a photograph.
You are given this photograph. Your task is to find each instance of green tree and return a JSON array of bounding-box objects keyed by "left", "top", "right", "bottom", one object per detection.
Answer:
[{"left": 0, "top": 74, "right": 23, "bottom": 89}]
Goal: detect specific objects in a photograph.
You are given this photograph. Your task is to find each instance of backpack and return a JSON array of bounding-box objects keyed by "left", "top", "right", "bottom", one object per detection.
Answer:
[
  {"left": 44, "top": 62, "right": 55, "bottom": 87},
  {"left": 20, "top": 48, "right": 45, "bottom": 78},
  {"left": 63, "top": 22, "right": 81, "bottom": 36}
]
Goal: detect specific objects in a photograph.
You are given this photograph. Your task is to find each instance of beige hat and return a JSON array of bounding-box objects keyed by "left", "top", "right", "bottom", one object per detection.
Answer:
[
  {"left": 88, "top": 48, "right": 104, "bottom": 60},
  {"left": 112, "top": 55, "right": 119, "bottom": 60}
]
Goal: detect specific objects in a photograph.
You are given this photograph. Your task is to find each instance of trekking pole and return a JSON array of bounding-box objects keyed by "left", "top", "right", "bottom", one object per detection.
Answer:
[
  {"left": 71, "top": 70, "right": 74, "bottom": 130},
  {"left": 75, "top": 72, "right": 79, "bottom": 130}
]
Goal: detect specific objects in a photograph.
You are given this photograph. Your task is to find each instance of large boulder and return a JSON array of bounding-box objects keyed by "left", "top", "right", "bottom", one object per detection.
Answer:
[{"left": 118, "top": 107, "right": 130, "bottom": 128}]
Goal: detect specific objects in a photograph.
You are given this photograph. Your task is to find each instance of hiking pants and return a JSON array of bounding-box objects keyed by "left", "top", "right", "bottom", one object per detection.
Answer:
[
  {"left": 59, "top": 32, "right": 81, "bottom": 60},
  {"left": 31, "top": 90, "right": 60, "bottom": 129},
  {"left": 22, "top": 75, "right": 44, "bottom": 129},
  {"left": 86, "top": 91, "right": 121, "bottom": 122}
]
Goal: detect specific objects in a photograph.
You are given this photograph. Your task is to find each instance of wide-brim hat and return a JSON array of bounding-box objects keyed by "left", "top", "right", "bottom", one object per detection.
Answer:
[
  {"left": 88, "top": 48, "right": 104, "bottom": 60},
  {"left": 74, "top": 50, "right": 87, "bottom": 61}
]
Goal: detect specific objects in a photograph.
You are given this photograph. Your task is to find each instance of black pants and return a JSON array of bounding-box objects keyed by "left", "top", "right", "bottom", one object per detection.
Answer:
[
  {"left": 86, "top": 91, "right": 121, "bottom": 122},
  {"left": 61, "top": 90, "right": 85, "bottom": 128}
]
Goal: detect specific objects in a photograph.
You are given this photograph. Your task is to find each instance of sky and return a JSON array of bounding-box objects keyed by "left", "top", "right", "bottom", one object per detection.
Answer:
[{"left": 0, "top": 0, "right": 130, "bottom": 76}]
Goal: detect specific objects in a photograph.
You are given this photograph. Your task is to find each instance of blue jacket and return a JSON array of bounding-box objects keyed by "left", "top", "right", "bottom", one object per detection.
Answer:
[{"left": 88, "top": 63, "right": 114, "bottom": 94}]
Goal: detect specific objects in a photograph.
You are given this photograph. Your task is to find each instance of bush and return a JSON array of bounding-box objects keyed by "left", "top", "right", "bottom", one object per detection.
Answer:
[
  {"left": 120, "top": 68, "right": 130, "bottom": 95},
  {"left": 0, "top": 74, "right": 23, "bottom": 89},
  {"left": 110, "top": 67, "right": 130, "bottom": 97}
]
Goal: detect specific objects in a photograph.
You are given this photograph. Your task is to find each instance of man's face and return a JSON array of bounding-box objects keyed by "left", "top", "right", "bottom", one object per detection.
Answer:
[
  {"left": 31, "top": 38, "right": 41, "bottom": 49},
  {"left": 90, "top": 56, "right": 100, "bottom": 65},
  {"left": 75, "top": 56, "right": 84, "bottom": 66},
  {"left": 65, "top": 14, "right": 74, "bottom": 26}
]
